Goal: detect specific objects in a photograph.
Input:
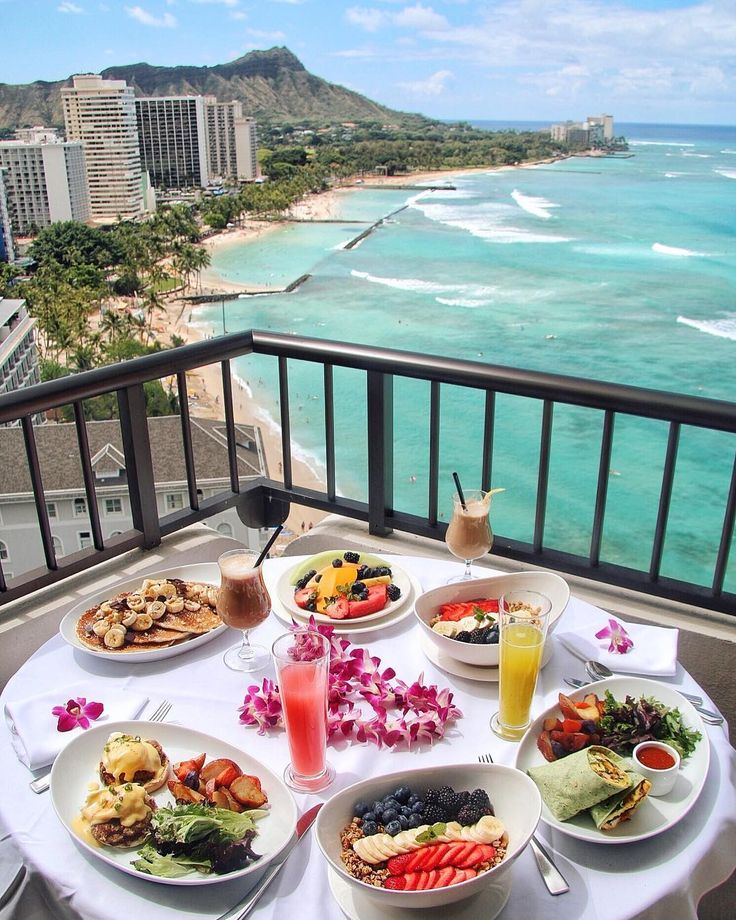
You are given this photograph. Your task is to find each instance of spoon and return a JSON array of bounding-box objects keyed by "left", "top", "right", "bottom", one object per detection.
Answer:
[{"left": 584, "top": 660, "right": 723, "bottom": 721}]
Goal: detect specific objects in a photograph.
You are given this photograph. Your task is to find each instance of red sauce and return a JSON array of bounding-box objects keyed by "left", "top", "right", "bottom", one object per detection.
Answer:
[{"left": 638, "top": 746, "right": 676, "bottom": 770}]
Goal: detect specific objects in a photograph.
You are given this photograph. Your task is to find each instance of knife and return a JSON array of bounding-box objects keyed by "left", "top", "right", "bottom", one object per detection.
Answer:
[{"left": 217, "top": 802, "right": 323, "bottom": 920}]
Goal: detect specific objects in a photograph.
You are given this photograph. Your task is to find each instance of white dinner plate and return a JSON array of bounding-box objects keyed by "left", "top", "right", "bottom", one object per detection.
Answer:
[
  {"left": 273, "top": 559, "right": 420, "bottom": 634},
  {"left": 59, "top": 564, "right": 226, "bottom": 663},
  {"left": 514, "top": 676, "right": 710, "bottom": 844},
  {"left": 420, "top": 634, "right": 554, "bottom": 683},
  {"left": 50, "top": 719, "right": 297, "bottom": 886}
]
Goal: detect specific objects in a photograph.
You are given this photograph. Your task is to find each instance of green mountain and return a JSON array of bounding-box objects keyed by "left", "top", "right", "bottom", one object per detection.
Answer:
[{"left": 0, "top": 47, "right": 423, "bottom": 133}]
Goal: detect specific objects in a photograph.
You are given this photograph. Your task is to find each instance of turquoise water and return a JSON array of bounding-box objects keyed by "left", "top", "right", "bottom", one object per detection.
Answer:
[{"left": 200, "top": 124, "right": 736, "bottom": 592}]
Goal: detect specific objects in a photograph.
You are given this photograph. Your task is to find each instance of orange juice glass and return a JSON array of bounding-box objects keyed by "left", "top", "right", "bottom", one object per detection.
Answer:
[
  {"left": 272, "top": 629, "right": 335, "bottom": 792},
  {"left": 491, "top": 591, "right": 552, "bottom": 740}
]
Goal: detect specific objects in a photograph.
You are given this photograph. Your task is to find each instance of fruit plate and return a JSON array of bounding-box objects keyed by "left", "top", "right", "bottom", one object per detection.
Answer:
[
  {"left": 273, "top": 557, "right": 418, "bottom": 630},
  {"left": 50, "top": 719, "right": 297, "bottom": 886},
  {"left": 59, "top": 564, "right": 226, "bottom": 663},
  {"left": 514, "top": 676, "right": 710, "bottom": 844},
  {"left": 420, "top": 633, "right": 554, "bottom": 683}
]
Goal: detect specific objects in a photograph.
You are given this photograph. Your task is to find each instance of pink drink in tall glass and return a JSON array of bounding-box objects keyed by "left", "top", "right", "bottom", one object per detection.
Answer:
[{"left": 272, "top": 629, "right": 335, "bottom": 793}]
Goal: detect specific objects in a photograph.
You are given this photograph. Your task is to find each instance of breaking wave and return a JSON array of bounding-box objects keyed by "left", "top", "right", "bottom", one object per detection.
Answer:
[
  {"left": 677, "top": 315, "right": 736, "bottom": 341},
  {"left": 410, "top": 198, "right": 571, "bottom": 244},
  {"left": 511, "top": 189, "right": 560, "bottom": 220},
  {"left": 715, "top": 169, "right": 736, "bottom": 180},
  {"left": 629, "top": 140, "right": 695, "bottom": 147},
  {"left": 351, "top": 269, "right": 498, "bottom": 299},
  {"left": 652, "top": 243, "right": 702, "bottom": 257}
]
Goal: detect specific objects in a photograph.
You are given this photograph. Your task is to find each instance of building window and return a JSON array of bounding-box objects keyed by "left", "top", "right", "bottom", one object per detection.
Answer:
[
  {"left": 216, "top": 522, "right": 233, "bottom": 537},
  {"left": 78, "top": 531, "right": 92, "bottom": 550},
  {"left": 165, "top": 493, "right": 184, "bottom": 512},
  {"left": 52, "top": 536, "right": 64, "bottom": 557},
  {"left": 0, "top": 540, "right": 8, "bottom": 561},
  {"left": 73, "top": 497, "right": 87, "bottom": 517},
  {"left": 46, "top": 502, "right": 57, "bottom": 519},
  {"left": 104, "top": 497, "right": 123, "bottom": 516}
]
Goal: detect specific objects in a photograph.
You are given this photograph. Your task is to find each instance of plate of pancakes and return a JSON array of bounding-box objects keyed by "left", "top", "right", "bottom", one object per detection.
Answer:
[{"left": 60, "top": 564, "right": 227, "bottom": 662}]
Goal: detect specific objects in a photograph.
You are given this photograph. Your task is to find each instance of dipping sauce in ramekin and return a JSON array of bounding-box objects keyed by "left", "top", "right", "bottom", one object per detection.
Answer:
[{"left": 633, "top": 741, "right": 681, "bottom": 796}]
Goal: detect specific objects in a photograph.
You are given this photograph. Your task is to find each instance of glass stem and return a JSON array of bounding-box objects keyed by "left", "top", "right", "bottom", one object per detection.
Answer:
[
  {"left": 239, "top": 629, "right": 254, "bottom": 660},
  {"left": 464, "top": 559, "right": 473, "bottom": 579}
]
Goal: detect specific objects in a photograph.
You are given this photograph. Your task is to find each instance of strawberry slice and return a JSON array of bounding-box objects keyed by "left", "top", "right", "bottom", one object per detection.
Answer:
[
  {"left": 439, "top": 599, "right": 499, "bottom": 621},
  {"left": 416, "top": 847, "right": 438, "bottom": 870},
  {"left": 404, "top": 872, "right": 421, "bottom": 892},
  {"left": 294, "top": 587, "right": 317, "bottom": 610},
  {"left": 437, "top": 866, "right": 456, "bottom": 888},
  {"left": 451, "top": 843, "right": 478, "bottom": 867},
  {"left": 387, "top": 853, "right": 413, "bottom": 876},
  {"left": 384, "top": 876, "right": 406, "bottom": 890},
  {"left": 425, "top": 870, "right": 441, "bottom": 889}
]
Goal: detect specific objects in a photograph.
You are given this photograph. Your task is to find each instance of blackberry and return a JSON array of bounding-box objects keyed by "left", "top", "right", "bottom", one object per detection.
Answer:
[
  {"left": 424, "top": 789, "right": 440, "bottom": 805},
  {"left": 386, "top": 584, "right": 402, "bottom": 602},
  {"left": 470, "top": 628, "right": 487, "bottom": 644},
  {"left": 436, "top": 786, "right": 457, "bottom": 812},
  {"left": 450, "top": 791, "right": 470, "bottom": 818},
  {"left": 344, "top": 551, "right": 360, "bottom": 563},
  {"left": 421, "top": 803, "right": 447, "bottom": 824},
  {"left": 456, "top": 805, "right": 483, "bottom": 827},
  {"left": 376, "top": 566, "right": 391, "bottom": 576},
  {"left": 455, "top": 631, "right": 472, "bottom": 643},
  {"left": 469, "top": 789, "right": 494, "bottom": 816},
  {"left": 332, "top": 558, "right": 343, "bottom": 568}
]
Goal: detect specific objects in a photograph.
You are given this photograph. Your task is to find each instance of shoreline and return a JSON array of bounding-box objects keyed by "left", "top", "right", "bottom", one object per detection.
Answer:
[{"left": 159, "top": 157, "right": 567, "bottom": 538}]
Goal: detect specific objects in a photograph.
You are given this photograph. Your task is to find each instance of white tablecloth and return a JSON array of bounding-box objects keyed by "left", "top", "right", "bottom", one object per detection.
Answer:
[{"left": 1, "top": 555, "right": 735, "bottom": 920}]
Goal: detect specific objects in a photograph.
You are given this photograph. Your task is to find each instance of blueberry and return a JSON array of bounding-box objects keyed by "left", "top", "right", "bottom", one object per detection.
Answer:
[
  {"left": 354, "top": 800, "right": 371, "bottom": 817},
  {"left": 393, "top": 786, "right": 412, "bottom": 804},
  {"left": 385, "top": 820, "right": 402, "bottom": 836},
  {"left": 332, "top": 559, "right": 343, "bottom": 568},
  {"left": 399, "top": 814, "right": 409, "bottom": 830},
  {"left": 371, "top": 800, "right": 384, "bottom": 816},
  {"left": 352, "top": 581, "right": 366, "bottom": 592},
  {"left": 551, "top": 741, "right": 566, "bottom": 759},
  {"left": 382, "top": 798, "right": 400, "bottom": 812},
  {"left": 408, "top": 814, "right": 423, "bottom": 828},
  {"left": 362, "top": 821, "right": 378, "bottom": 836},
  {"left": 411, "top": 801, "right": 425, "bottom": 814},
  {"left": 362, "top": 811, "right": 376, "bottom": 823},
  {"left": 400, "top": 806, "right": 412, "bottom": 817},
  {"left": 381, "top": 809, "right": 399, "bottom": 824},
  {"left": 407, "top": 794, "right": 419, "bottom": 806}
]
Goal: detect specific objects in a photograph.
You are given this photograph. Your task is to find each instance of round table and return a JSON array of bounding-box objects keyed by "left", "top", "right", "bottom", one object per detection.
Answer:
[{"left": 1, "top": 554, "right": 735, "bottom": 920}]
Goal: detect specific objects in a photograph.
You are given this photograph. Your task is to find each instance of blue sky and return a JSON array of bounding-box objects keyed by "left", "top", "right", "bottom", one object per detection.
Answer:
[{"left": 1, "top": 1, "right": 734, "bottom": 124}]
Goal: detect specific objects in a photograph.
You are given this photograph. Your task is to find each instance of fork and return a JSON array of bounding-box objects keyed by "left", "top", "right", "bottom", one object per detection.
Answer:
[
  {"left": 29, "top": 699, "right": 173, "bottom": 794},
  {"left": 478, "top": 753, "right": 569, "bottom": 895}
]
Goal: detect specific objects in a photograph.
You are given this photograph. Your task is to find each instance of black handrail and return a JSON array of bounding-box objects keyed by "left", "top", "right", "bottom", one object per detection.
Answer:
[{"left": 0, "top": 329, "right": 734, "bottom": 613}]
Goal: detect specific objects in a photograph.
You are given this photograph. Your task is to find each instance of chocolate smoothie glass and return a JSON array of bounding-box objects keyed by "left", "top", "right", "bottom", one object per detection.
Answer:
[{"left": 217, "top": 550, "right": 271, "bottom": 671}]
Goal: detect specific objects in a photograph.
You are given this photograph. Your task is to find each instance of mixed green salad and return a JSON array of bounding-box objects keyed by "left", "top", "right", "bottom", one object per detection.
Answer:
[
  {"left": 599, "top": 691, "right": 702, "bottom": 760},
  {"left": 132, "top": 803, "right": 266, "bottom": 878}
]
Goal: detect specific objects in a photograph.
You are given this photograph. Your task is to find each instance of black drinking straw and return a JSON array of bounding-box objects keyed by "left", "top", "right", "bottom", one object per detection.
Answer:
[
  {"left": 255, "top": 523, "right": 284, "bottom": 567},
  {"left": 452, "top": 471, "right": 468, "bottom": 511}
]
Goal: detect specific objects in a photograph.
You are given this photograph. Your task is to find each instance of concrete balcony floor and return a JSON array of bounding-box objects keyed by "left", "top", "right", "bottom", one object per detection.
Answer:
[{"left": 1, "top": 517, "right": 734, "bottom": 918}]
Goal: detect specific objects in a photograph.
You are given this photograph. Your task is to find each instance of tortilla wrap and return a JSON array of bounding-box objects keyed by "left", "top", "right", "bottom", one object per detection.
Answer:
[
  {"left": 589, "top": 752, "right": 652, "bottom": 830},
  {"left": 527, "top": 746, "right": 632, "bottom": 821}
]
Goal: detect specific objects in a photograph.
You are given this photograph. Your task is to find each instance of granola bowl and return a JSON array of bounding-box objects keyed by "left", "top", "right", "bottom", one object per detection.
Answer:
[
  {"left": 315, "top": 762, "right": 541, "bottom": 910},
  {"left": 415, "top": 571, "right": 570, "bottom": 668}
]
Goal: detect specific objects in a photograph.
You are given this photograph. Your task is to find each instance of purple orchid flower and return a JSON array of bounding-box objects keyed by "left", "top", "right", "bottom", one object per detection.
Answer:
[
  {"left": 595, "top": 618, "right": 634, "bottom": 654},
  {"left": 52, "top": 697, "right": 104, "bottom": 732}
]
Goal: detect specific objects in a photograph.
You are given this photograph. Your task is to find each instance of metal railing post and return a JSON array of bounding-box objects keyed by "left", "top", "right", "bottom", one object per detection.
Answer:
[
  {"left": 367, "top": 370, "right": 394, "bottom": 537},
  {"left": 117, "top": 384, "right": 161, "bottom": 549}
]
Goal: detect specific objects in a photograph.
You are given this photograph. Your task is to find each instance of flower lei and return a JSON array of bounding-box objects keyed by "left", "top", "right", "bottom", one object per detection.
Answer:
[{"left": 239, "top": 618, "right": 462, "bottom": 747}]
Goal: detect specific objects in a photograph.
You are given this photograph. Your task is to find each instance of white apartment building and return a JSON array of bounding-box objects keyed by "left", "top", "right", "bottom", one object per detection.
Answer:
[
  {"left": 0, "top": 298, "right": 40, "bottom": 422},
  {"left": 0, "top": 416, "right": 269, "bottom": 579},
  {"left": 14, "top": 127, "right": 61, "bottom": 144},
  {"left": 0, "top": 173, "right": 14, "bottom": 263},
  {"left": 61, "top": 74, "right": 144, "bottom": 222},
  {"left": 135, "top": 96, "right": 210, "bottom": 190},
  {"left": 587, "top": 115, "right": 614, "bottom": 141},
  {"left": 204, "top": 98, "right": 258, "bottom": 181},
  {"left": 0, "top": 140, "right": 90, "bottom": 235}
]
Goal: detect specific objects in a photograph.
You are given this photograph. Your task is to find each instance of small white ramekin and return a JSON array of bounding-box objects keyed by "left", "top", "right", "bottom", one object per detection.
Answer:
[{"left": 632, "top": 741, "right": 681, "bottom": 796}]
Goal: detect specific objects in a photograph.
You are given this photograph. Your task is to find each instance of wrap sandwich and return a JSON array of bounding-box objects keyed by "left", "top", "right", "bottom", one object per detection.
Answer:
[
  {"left": 527, "top": 745, "right": 631, "bottom": 821},
  {"left": 589, "top": 751, "right": 652, "bottom": 831}
]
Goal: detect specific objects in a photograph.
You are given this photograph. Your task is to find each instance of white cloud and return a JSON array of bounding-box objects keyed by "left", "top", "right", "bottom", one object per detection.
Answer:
[
  {"left": 398, "top": 68, "right": 452, "bottom": 95},
  {"left": 346, "top": 7, "right": 386, "bottom": 32},
  {"left": 190, "top": 0, "right": 239, "bottom": 6},
  {"left": 230, "top": 10, "right": 247, "bottom": 19},
  {"left": 393, "top": 3, "right": 447, "bottom": 32},
  {"left": 247, "top": 28, "right": 286, "bottom": 41},
  {"left": 58, "top": 1, "right": 83, "bottom": 12},
  {"left": 125, "top": 5, "right": 177, "bottom": 27}
]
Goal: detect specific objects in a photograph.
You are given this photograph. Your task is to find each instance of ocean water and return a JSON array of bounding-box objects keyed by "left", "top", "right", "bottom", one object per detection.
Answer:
[{"left": 200, "top": 123, "right": 736, "bottom": 593}]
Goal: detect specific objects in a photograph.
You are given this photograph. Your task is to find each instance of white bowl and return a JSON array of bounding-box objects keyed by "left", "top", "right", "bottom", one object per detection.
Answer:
[
  {"left": 315, "top": 762, "right": 541, "bottom": 909},
  {"left": 415, "top": 571, "right": 570, "bottom": 667}
]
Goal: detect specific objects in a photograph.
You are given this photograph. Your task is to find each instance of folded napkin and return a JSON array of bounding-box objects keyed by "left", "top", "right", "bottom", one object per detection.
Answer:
[
  {"left": 4, "top": 682, "right": 149, "bottom": 772},
  {"left": 556, "top": 616, "right": 679, "bottom": 677}
]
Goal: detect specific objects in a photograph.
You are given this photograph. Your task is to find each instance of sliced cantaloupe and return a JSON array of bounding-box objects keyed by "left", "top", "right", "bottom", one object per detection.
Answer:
[{"left": 314, "top": 563, "right": 360, "bottom": 612}]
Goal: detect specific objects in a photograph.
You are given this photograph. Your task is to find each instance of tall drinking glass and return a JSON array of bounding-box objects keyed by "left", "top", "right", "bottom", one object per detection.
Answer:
[
  {"left": 272, "top": 629, "right": 334, "bottom": 793},
  {"left": 445, "top": 490, "right": 493, "bottom": 582},
  {"left": 216, "top": 550, "right": 271, "bottom": 672},
  {"left": 491, "top": 590, "right": 552, "bottom": 740}
]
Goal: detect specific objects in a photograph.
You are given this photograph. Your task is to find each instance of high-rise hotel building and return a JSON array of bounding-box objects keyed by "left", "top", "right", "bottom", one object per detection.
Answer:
[
  {"left": 62, "top": 75, "right": 144, "bottom": 222},
  {"left": 204, "top": 98, "right": 258, "bottom": 182},
  {"left": 0, "top": 174, "right": 14, "bottom": 263},
  {"left": 135, "top": 96, "right": 210, "bottom": 190},
  {"left": 0, "top": 140, "right": 90, "bottom": 235}
]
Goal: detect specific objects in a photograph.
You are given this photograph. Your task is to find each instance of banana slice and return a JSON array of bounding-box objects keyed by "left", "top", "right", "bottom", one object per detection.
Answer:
[
  {"left": 92, "top": 620, "right": 111, "bottom": 637},
  {"left": 126, "top": 594, "right": 145, "bottom": 612},
  {"left": 131, "top": 614, "right": 153, "bottom": 631},
  {"left": 184, "top": 600, "right": 201, "bottom": 612},
  {"left": 121, "top": 610, "right": 138, "bottom": 628},
  {"left": 147, "top": 601, "right": 167, "bottom": 620},
  {"left": 206, "top": 587, "right": 218, "bottom": 607},
  {"left": 157, "top": 582, "right": 177, "bottom": 599},
  {"left": 103, "top": 629, "right": 126, "bottom": 649}
]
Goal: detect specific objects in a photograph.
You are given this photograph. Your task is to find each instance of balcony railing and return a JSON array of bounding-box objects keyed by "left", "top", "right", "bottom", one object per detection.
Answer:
[{"left": 0, "top": 330, "right": 734, "bottom": 613}]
